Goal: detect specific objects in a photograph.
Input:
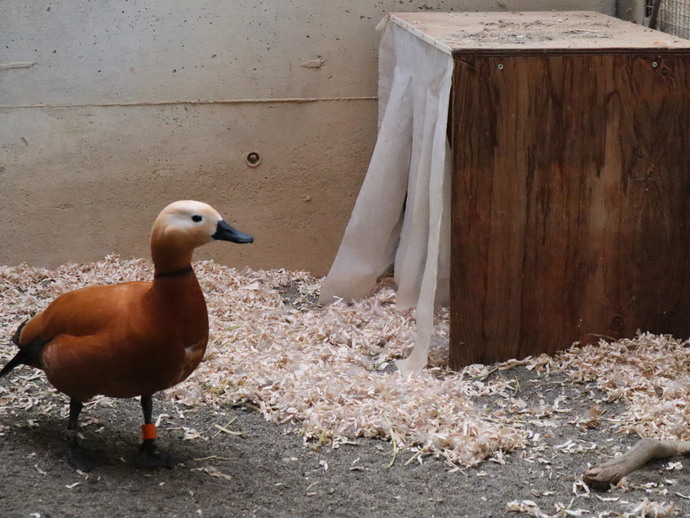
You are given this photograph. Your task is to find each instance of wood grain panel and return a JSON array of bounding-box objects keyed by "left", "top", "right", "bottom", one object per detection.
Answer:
[{"left": 450, "top": 53, "right": 690, "bottom": 368}]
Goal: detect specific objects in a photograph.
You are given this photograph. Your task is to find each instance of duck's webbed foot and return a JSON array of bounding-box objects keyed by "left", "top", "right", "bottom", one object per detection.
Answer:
[
  {"left": 135, "top": 438, "right": 180, "bottom": 469},
  {"left": 65, "top": 398, "right": 109, "bottom": 472},
  {"left": 135, "top": 396, "right": 182, "bottom": 469},
  {"left": 66, "top": 431, "right": 110, "bottom": 472}
]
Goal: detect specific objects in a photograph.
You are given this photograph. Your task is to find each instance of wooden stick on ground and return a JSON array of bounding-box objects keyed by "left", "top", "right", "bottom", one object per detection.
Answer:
[{"left": 584, "top": 438, "right": 690, "bottom": 490}]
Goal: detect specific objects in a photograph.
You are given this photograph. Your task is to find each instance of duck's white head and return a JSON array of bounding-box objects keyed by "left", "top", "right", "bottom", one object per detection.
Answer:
[{"left": 151, "top": 200, "right": 253, "bottom": 273}]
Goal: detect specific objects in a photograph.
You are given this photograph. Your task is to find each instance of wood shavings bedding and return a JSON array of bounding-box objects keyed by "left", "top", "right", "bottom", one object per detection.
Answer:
[
  {"left": 1, "top": 255, "right": 688, "bottom": 469},
  {"left": 0, "top": 256, "right": 519, "bottom": 467},
  {"left": 553, "top": 333, "right": 690, "bottom": 441}
]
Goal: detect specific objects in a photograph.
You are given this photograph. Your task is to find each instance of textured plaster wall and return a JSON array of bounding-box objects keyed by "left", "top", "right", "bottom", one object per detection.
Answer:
[{"left": 0, "top": 0, "right": 613, "bottom": 275}]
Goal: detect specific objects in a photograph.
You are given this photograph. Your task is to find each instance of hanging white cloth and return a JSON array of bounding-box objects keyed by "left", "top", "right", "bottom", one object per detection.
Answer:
[{"left": 318, "top": 16, "right": 454, "bottom": 374}]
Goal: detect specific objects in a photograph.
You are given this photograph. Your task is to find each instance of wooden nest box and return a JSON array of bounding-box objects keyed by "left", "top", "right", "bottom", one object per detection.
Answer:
[{"left": 393, "top": 11, "right": 690, "bottom": 369}]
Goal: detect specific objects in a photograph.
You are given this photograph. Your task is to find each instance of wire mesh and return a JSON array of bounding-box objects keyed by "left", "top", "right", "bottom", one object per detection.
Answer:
[{"left": 648, "top": 0, "right": 690, "bottom": 38}]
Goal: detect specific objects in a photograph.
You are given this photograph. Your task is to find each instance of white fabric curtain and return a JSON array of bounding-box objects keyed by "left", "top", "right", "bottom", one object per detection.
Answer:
[{"left": 318, "top": 17, "right": 454, "bottom": 374}]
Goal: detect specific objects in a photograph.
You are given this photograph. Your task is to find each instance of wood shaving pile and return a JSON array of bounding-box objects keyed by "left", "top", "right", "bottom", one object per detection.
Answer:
[
  {"left": 1, "top": 256, "right": 689, "bottom": 469},
  {"left": 0, "top": 256, "right": 519, "bottom": 467},
  {"left": 554, "top": 333, "right": 690, "bottom": 441},
  {"left": 506, "top": 497, "right": 677, "bottom": 518}
]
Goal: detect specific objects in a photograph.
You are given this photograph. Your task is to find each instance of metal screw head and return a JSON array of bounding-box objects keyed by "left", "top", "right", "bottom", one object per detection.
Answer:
[
  {"left": 652, "top": 61, "right": 658, "bottom": 68},
  {"left": 497, "top": 63, "right": 504, "bottom": 70},
  {"left": 245, "top": 152, "right": 261, "bottom": 167}
]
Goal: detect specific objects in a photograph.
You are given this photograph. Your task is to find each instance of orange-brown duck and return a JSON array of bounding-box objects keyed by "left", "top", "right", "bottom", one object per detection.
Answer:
[{"left": 1, "top": 200, "right": 253, "bottom": 471}]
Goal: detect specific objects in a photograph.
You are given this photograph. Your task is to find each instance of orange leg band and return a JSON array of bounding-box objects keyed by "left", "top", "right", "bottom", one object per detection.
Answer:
[{"left": 141, "top": 423, "right": 157, "bottom": 441}]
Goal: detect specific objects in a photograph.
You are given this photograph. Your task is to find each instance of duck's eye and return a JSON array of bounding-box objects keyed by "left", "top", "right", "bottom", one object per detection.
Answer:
[{"left": 191, "top": 215, "right": 203, "bottom": 223}]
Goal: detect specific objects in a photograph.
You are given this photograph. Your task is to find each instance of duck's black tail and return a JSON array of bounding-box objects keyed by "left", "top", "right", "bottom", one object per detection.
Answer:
[
  {"left": 0, "top": 350, "right": 30, "bottom": 377},
  {"left": 0, "top": 319, "right": 30, "bottom": 378}
]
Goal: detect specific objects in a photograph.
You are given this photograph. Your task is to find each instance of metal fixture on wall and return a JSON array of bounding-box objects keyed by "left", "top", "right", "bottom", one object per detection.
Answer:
[{"left": 245, "top": 152, "right": 261, "bottom": 168}]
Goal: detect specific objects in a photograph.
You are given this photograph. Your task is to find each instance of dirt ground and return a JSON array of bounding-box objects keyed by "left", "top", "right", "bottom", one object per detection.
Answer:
[
  {"left": 1, "top": 263, "right": 689, "bottom": 517},
  {"left": 2, "top": 365, "right": 689, "bottom": 518}
]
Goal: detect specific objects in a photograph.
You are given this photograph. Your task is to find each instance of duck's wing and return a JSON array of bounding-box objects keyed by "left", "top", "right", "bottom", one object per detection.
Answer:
[{"left": 7, "top": 282, "right": 152, "bottom": 369}]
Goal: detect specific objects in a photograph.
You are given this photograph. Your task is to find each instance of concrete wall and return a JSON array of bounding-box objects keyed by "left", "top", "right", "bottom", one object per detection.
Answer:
[
  {"left": 617, "top": 0, "right": 645, "bottom": 22},
  {"left": 0, "top": 0, "right": 613, "bottom": 275}
]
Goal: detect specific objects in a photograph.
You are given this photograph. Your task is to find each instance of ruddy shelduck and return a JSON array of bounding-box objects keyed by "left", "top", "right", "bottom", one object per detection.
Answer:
[{"left": 0, "top": 200, "right": 253, "bottom": 471}]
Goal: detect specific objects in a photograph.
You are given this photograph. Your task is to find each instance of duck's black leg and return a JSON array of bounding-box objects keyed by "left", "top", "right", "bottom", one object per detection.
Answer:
[
  {"left": 65, "top": 398, "right": 109, "bottom": 472},
  {"left": 134, "top": 395, "right": 179, "bottom": 469}
]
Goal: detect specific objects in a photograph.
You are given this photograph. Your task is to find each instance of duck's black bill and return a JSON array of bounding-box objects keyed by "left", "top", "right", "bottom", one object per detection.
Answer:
[{"left": 213, "top": 220, "right": 254, "bottom": 244}]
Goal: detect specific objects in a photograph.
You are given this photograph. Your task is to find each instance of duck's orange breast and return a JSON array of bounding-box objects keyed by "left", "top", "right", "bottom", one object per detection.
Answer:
[{"left": 20, "top": 276, "right": 209, "bottom": 401}]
